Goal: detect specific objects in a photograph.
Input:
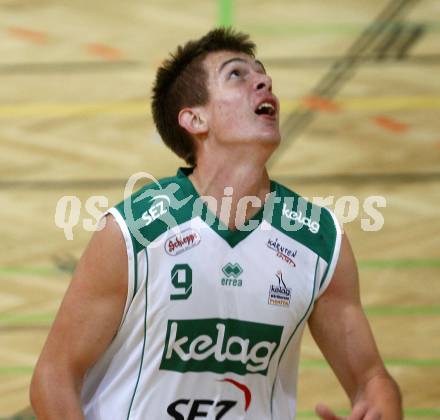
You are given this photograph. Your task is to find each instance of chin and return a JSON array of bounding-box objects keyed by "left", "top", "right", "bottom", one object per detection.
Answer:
[{"left": 258, "top": 132, "right": 281, "bottom": 145}]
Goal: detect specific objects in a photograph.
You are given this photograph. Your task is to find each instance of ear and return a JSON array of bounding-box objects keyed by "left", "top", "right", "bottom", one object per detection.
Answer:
[{"left": 178, "top": 107, "right": 208, "bottom": 136}]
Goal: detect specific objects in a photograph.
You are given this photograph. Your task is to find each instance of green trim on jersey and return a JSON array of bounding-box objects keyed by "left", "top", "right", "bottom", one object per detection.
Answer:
[
  {"left": 177, "top": 167, "right": 277, "bottom": 247},
  {"left": 114, "top": 168, "right": 277, "bottom": 249},
  {"left": 319, "top": 230, "right": 337, "bottom": 290},
  {"left": 132, "top": 246, "right": 138, "bottom": 300},
  {"left": 98, "top": 168, "right": 340, "bottom": 418},
  {"left": 268, "top": 182, "right": 337, "bottom": 264},
  {"left": 115, "top": 173, "right": 192, "bottom": 252},
  {"left": 114, "top": 168, "right": 337, "bottom": 262},
  {"left": 126, "top": 250, "right": 149, "bottom": 419},
  {"left": 270, "top": 255, "right": 319, "bottom": 414}
]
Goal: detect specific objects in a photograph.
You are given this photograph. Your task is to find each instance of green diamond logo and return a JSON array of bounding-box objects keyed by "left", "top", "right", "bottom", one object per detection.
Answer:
[{"left": 222, "top": 263, "right": 243, "bottom": 278}]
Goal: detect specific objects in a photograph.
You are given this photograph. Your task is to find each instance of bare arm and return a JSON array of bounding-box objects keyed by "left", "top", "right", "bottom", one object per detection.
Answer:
[
  {"left": 30, "top": 215, "right": 128, "bottom": 419},
  {"left": 309, "top": 233, "right": 402, "bottom": 419}
]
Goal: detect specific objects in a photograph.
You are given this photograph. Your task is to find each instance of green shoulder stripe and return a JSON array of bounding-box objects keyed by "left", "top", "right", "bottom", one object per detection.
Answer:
[
  {"left": 267, "top": 182, "right": 338, "bottom": 264},
  {"left": 114, "top": 174, "right": 196, "bottom": 252}
]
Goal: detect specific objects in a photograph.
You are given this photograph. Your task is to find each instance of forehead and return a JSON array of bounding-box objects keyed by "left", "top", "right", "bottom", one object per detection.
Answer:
[{"left": 202, "top": 50, "right": 264, "bottom": 75}]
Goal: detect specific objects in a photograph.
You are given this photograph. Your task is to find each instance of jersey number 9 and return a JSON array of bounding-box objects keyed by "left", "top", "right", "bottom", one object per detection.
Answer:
[{"left": 170, "top": 264, "right": 193, "bottom": 300}]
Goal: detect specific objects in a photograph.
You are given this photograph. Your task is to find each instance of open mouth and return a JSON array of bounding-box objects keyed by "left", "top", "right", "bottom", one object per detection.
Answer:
[{"left": 255, "top": 102, "right": 276, "bottom": 117}]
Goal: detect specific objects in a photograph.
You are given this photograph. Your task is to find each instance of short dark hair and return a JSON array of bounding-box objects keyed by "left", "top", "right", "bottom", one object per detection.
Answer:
[{"left": 151, "top": 27, "right": 256, "bottom": 166}]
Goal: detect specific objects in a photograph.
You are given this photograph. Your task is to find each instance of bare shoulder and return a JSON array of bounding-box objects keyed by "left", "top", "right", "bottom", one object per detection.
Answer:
[
  {"left": 73, "top": 213, "right": 128, "bottom": 295},
  {"left": 34, "top": 214, "right": 128, "bottom": 378},
  {"left": 315, "top": 232, "right": 361, "bottom": 307}
]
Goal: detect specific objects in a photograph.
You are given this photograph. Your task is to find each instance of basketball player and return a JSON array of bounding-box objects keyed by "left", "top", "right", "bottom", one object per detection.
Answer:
[{"left": 31, "top": 28, "right": 401, "bottom": 419}]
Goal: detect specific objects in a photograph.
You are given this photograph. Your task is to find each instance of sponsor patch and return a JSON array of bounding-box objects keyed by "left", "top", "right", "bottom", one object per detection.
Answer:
[
  {"left": 141, "top": 194, "right": 170, "bottom": 226},
  {"left": 167, "top": 379, "right": 250, "bottom": 419},
  {"left": 160, "top": 318, "right": 283, "bottom": 375},
  {"left": 221, "top": 262, "right": 243, "bottom": 287},
  {"left": 267, "top": 238, "right": 297, "bottom": 267},
  {"left": 165, "top": 229, "right": 201, "bottom": 256},
  {"left": 167, "top": 399, "right": 236, "bottom": 419},
  {"left": 268, "top": 270, "right": 292, "bottom": 307},
  {"left": 282, "top": 202, "right": 320, "bottom": 233}
]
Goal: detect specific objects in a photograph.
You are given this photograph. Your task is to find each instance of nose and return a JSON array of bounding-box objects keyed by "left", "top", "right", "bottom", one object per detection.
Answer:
[{"left": 255, "top": 73, "right": 272, "bottom": 92}]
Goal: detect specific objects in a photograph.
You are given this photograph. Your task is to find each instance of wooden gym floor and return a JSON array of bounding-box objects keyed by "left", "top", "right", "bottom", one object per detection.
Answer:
[{"left": 0, "top": 0, "right": 439, "bottom": 418}]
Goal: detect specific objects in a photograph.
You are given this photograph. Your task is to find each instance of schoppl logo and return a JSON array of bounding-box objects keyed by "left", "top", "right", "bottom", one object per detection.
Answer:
[
  {"left": 165, "top": 229, "right": 201, "bottom": 256},
  {"left": 160, "top": 318, "right": 283, "bottom": 376}
]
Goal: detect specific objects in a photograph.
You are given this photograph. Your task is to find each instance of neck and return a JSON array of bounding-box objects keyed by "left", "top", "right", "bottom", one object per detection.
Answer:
[{"left": 189, "top": 146, "right": 274, "bottom": 229}]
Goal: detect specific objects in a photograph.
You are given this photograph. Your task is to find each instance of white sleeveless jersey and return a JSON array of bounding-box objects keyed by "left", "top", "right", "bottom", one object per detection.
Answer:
[{"left": 81, "top": 168, "right": 341, "bottom": 420}]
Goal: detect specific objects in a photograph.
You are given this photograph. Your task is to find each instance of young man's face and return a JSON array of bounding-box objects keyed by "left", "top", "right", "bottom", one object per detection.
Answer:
[{"left": 201, "top": 50, "right": 281, "bottom": 148}]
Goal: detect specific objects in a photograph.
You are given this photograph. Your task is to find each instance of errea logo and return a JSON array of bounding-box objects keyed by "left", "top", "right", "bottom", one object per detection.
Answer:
[
  {"left": 222, "top": 263, "right": 243, "bottom": 278},
  {"left": 221, "top": 263, "right": 243, "bottom": 287},
  {"left": 160, "top": 318, "right": 283, "bottom": 375}
]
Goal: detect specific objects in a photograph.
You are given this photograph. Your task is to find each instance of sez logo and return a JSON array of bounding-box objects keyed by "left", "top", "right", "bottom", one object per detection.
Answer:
[
  {"left": 165, "top": 229, "right": 201, "bottom": 256},
  {"left": 141, "top": 194, "right": 170, "bottom": 226},
  {"left": 167, "top": 379, "right": 251, "bottom": 419}
]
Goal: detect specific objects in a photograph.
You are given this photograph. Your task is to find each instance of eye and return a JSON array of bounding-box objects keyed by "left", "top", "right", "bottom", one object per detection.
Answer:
[{"left": 229, "top": 68, "right": 241, "bottom": 78}]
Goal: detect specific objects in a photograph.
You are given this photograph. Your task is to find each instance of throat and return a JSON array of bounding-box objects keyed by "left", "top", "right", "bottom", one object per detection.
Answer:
[{"left": 189, "top": 169, "right": 271, "bottom": 231}]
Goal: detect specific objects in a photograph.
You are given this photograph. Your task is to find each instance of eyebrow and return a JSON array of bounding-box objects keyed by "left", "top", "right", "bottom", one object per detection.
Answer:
[{"left": 219, "top": 57, "right": 266, "bottom": 74}]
